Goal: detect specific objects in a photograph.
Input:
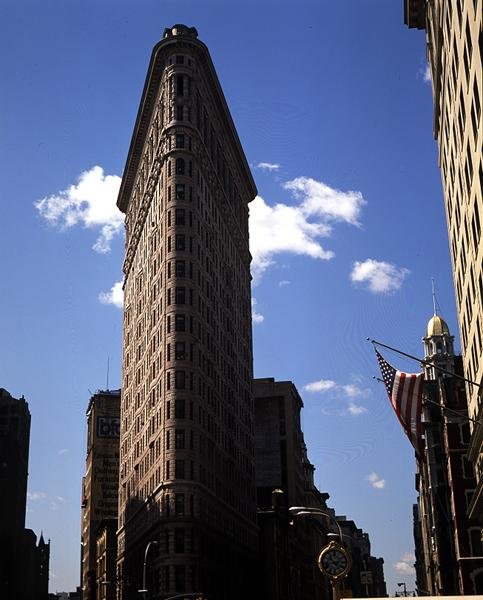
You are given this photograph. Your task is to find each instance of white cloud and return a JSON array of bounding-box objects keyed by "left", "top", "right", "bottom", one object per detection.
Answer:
[
  {"left": 35, "top": 165, "right": 123, "bottom": 253},
  {"left": 284, "top": 176, "right": 365, "bottom": 226},
  {"left": 366, "top": 472, "right": 386, "bottom": 489},
  {"left": 278, "top": 280, "right": 291, "bottom": 287},
  {"left": 27, "top": 491, "right": 47, "bottom": 501},
  {"left": 249, "top": 177, "right": 365, "bottom": 282},
  {"left": 99, "top": 280, "right": 124, "bottom": 309},
  {"left": 347, "top": 402, "right": 368, "bottom": 415},
  {"left": 304, "top": 379, "right": 337, "bottom": 393},
  {"left": 252, "top": 298, "right": 264, "bottom": 324},
  {"left": 394, "top": 552, "right": 415, "bottom": 574},
  {"left": 350, "top": 258, "right": 409, "bottom": 294},
  {"left": 257, "top": 162, "right": 280, "bottom": 172},
  {"left": 305, "top": 378, "right": 369, "bottom": 416},
  {"left": 423, "top": 64, "right": 431, "bottom": 83},
  {"left": 58, "top": 448, "right": 69, "bottom": 455},
  {"left": 342, "top": 384, "right": 368, "bottom": 398}
]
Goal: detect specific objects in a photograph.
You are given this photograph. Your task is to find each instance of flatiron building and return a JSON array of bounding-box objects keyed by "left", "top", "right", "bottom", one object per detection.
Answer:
[{"left": 116, "top": 25, "right": 258, "bottom": 599}]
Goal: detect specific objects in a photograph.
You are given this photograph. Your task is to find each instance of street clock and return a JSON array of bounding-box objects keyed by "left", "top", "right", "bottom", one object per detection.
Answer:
[{"left": 318, "top": 541, "right": 351, "bottom": 580}]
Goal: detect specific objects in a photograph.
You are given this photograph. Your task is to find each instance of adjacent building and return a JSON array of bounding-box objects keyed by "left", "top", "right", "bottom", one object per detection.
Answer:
[
  {"left": 80, "top": 390, "right": 120, "bottom": 600},
  {"left": 254, "top": 377, "right": 387, "bottom": 599},
  {"left": 414, "top": 313, "right": 483, "bottom": 594},
  {"left": 0, "top": 388, "right": 50, "bottom": 600},
  {"left": 116, "top": 24, "right": 258, "bottom": 599},
  {"left": 404, "top": 0, "right": 483, "bottom": 522}
]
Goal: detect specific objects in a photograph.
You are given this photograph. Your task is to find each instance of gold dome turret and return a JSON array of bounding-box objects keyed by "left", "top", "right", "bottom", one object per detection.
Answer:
[{"left": 426, "top": 314, "right": 450, "bottom": 338}]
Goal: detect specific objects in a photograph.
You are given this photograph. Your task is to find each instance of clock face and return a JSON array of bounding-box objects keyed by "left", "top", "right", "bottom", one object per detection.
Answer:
[{"left": 318, "top": 544, "right": 350, "bottom": 579}]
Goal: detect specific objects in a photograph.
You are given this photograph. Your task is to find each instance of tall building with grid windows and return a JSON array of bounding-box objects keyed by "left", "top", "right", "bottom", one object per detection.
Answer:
[
  {"left": 405, "top": 0, "right": 483, "bottom": 521},
  {"left": 116, "top": 25, "right": 258, "bottom": 599}
]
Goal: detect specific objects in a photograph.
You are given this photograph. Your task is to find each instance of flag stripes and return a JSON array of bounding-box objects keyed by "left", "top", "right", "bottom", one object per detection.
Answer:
[{"left": 376, "top": 349, "right": 424, "bottom": 456}]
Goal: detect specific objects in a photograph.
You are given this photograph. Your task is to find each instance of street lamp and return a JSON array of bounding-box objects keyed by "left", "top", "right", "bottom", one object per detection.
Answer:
[
  {"left": 288, "top": 506, "right": 344, "bottom": 544},
  {"left": 289, "top": 506, "right": 350, "bottom": 600},
  {"left": 138, "top": 540, "right": 159, "bottom": 599}
]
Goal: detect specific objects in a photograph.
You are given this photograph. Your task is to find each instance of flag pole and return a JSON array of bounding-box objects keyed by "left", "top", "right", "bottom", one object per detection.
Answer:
[{"left": 367, "top": 338, "right": 482, "bottom": 390}]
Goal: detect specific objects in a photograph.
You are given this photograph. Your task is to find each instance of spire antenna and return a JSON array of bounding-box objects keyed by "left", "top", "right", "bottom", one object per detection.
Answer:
[{"left": 431, "top": 277, "right": 438, "bottom": 316}]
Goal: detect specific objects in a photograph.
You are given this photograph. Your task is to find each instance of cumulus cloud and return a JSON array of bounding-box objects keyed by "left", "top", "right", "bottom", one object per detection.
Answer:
[
  {"left": 257, "top": 162, "right": 281, "bottom": 172},
  {"left": 347, "top": 402, "right": 368, "bottom": 415},
  {"left": 35, "top": 165, "right": 123, "bottom": 253},
  {"left": 27, "top": 491, "right": 47, "bottom": 501},
  {"left": 252, "top": 298, "right": 264, "bottom": 324},
  {"left": 304, "top": 379, "right": 337, "bottom": 393},
  {"left": 304, "top": 378, "right": 369, "bottom": 416},
  {"left": 424, "top": 64, "right": 431, "bottom": 83},
  {"left": 366, "top": 472, "right": 386, "bottom": 489},
  {"left": 99, "top": 280, "right": 124, "bottom": 309},
  {"left": 249, "top": 177, "right": 365, "bottom": 282},
  {"left": 394, "top": 552, "right": 415, "bottom": 574},
  {"left": 350, "top": 259, "right": 409, "bottom": 294},
  {"left": 284, "top": 177, "right": 365, "bottom": 225}
]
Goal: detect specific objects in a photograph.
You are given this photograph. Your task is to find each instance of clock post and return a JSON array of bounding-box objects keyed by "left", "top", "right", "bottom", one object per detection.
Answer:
[
  {"left": 317, "top": 539, "right": 352, "bottom": 600},
  {"left": 288, "top": 507, "right": 352, "bottom": 599}
]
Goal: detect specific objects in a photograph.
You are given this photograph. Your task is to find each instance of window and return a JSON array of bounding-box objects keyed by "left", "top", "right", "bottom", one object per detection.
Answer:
[
  {"left": 175, "top": 208, "right": 185, "bottom": 225},
  {"left": 175, "top": 314, "right": 186, "bottom": 332},
  {"left": 469, "top": 527, "right": 483, "bottom": 555},
  {"left": 176, "top": 134, "right": 185, "bottom": 148},
  {"left": 175, "top": 235, "right": 185, "bottom": 251},
  {"left": 175, "top": 493, "right": 185, "bottom": 515},
  {"left": 176, "top": 75, "right": 184, "bottom": 96},
  {"left": 175, "top": 260, "right": 186, "bottom": 277},
  {"left": 174, "top": 565, "right": 185, "bottom": 592},
  {"left": 174, "top": 528, "right": 185, "bottom": 553},
  {"left": 175, "top": 370, "right": 186, "bottom": 389},
  {"left": 176, "top": 105, "right": 184, "bottom": 121},
  {"left": 175, "top": 429, "right": 185, "bottom": 449},
  {"left": 175, "top": 398, "right": 185, "bottom": 418},
  {"left": 175, "top": 158, "right": 185, "bottom": 175},
  {"left": 176, "top": 184, "right": 185, "bottom": 200},
  {"left": 175, "top": 459, "right": 185, "bottom": 479},
  {"left": 175, "top": 342, "right": 186, "bottom": 360},
  {"left": 175, "top": 287, "right": 185, "bottom": 304},
  {"left": 176, "top": 55, "right": 184, "bottom": 65},
  {"left": 463, "top": 456, "right": 474, "bottom": 478}
]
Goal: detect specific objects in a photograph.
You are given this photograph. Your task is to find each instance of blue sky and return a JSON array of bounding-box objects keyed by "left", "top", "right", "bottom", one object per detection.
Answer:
[{"left": 1, "top": 0, "right": 456, "bottom": 594}]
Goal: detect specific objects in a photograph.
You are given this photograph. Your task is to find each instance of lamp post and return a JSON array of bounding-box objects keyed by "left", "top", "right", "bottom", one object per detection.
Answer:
[
  {"left": 288, "top": 506, "right": 344, "bottom": 544},
  {"left": 138, "top": 540, "right": 159, "bottom": 599},
  {"left": 289, "top": 506, "right": 350, "bottom": 600}
]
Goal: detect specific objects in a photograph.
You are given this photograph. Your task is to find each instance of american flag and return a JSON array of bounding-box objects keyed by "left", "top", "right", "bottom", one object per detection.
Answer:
[{"left": 375, "top": 349, "right": 424, "bottom": 456}]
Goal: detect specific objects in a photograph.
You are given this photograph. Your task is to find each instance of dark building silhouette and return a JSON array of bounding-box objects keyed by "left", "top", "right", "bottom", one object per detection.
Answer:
[
  {"left": 336, "top": 517, "right": 387, "bottom": 598},
  {"left": 21, "top": 529, "right": 50, "bottom": 600},
  {"left": 116, "top": 24, "right": 258, "bottom": 599},
  {"left": 80, "top": 390, "right": 120, "bottom": 600},
  {"left": 253, "top": 378, "right": 387, "bottom": 599},
  {"left": 0, "top": 387, "right": 31, "bottom": 593},
  {"left": 0, "top": 388, "right": 50, "bottom": 599},
  {"left": 414, "top": 313, "right": 483, "bottom": 594}
]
